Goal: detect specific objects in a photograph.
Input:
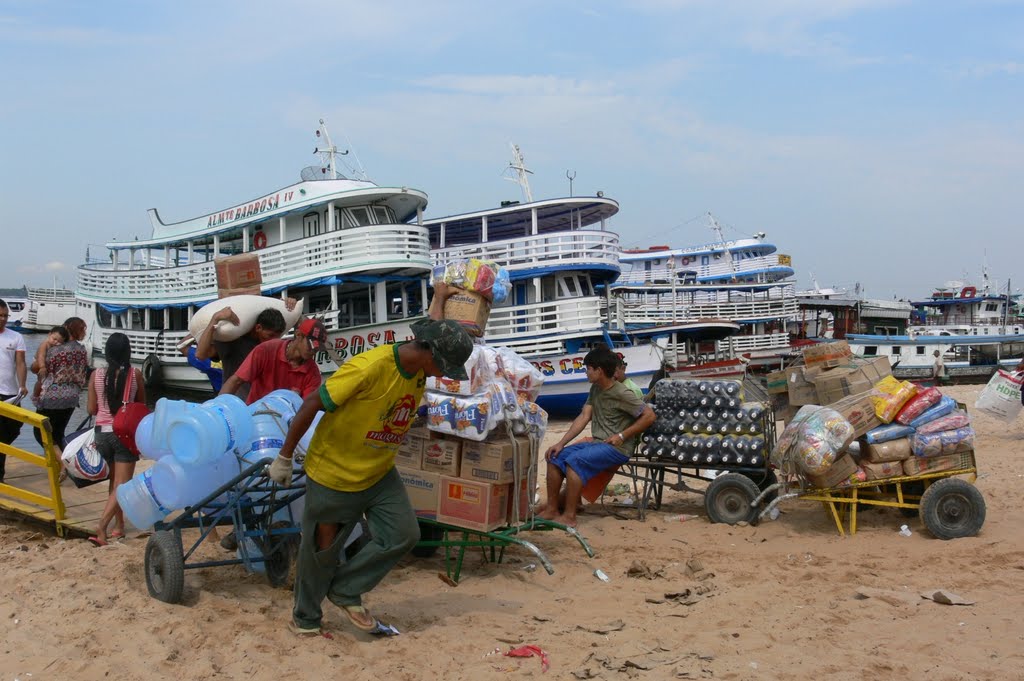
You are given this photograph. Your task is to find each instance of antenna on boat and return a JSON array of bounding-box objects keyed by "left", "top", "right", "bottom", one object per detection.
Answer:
[
  {"left": 504, "top": 144, "right": 534, "bottom": 203},
  {"left": 313, "top": 118, "right": 368, "bottom": 181},
  {"left": 707, "top": 212, "right": 738, "bottom": 274}
]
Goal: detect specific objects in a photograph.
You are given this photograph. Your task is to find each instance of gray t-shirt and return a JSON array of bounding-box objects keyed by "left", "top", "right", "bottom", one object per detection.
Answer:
[{"left": 586, "top": 381, "right": 646, "bottom": 456}]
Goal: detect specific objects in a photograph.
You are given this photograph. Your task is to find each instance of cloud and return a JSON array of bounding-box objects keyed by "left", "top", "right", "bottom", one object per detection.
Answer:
[
  {"left": 416, "top": 74, "right": 617, "bottom": 97},
  {"left": 17, "top": 261, "right": 67, "bottom": 274}
]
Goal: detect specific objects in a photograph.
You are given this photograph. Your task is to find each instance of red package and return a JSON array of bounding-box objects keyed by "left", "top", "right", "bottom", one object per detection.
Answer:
[{"left": 894, "top": 386, "right": 942, "bottom": 425}]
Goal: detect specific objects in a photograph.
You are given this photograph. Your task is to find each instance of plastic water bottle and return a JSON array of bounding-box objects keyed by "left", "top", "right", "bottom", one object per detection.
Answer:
[
  {"left": 243, "top": 413, "right": 288, "bottom": 466},
  {"left": 248, "top": 389, "right": 303, "bottom": 418},
  {"left": 116, "top": 469, "right": 170, "bottom": 529},
  {"left": 134, "top": 413, "right": 171, "bottom": 461},
  {"left": 151, "top": 398, "right": 196, "bottom": 437},
  {"left": 899, "top": 524, "right": 912, "bottom": 537},
  {"left": 148, "top": 450, "right": 239, "bottom": 510},
  {"left": 167, "top": 394, "right": 253, "bottom": 465}
]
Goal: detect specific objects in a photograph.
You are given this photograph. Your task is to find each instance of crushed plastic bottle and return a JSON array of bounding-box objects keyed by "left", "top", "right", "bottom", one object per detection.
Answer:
[
  {"left": 663, "top": 513, "right": 699, "bottom": 523},
  {"left": 594, "top": 568, "right": 610, "bottom": 582},
  {"left": 898, "top": 524, "right": 912, "bottom": 537}
]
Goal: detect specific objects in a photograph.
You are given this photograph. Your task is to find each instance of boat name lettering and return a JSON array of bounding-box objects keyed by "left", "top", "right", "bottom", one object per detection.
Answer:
[
  {"left": 559, "top": 357, "right": 587, "bottom": 375},
  {"left": 324, "top": 329, "right": 413, "bottom": 362},
  {"left": 206, "top": 191, "right": 293, "bottom": 228},
  {"left": 530, "top": 360, "right": 555, "bottom": 377}
]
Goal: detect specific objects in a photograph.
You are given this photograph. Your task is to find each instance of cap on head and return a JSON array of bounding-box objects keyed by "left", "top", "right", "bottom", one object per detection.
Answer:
[
  {"left": 411, "top": 318, "right": 473, "bottom": 380},
  {"left": 296, "top": 318, "right": 343, "bottom": 363}
]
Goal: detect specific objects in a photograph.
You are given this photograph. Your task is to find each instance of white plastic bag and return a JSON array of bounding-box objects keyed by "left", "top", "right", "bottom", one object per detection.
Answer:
[
  {"left": 974, "top": 370, "right": 1023, "bottom": 421},
  {"left": 61, "top": 428, "right": 109, "bottom": 481}
]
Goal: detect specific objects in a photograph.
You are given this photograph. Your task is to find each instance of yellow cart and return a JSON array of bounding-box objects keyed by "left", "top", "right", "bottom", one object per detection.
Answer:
[{"left": 753, "top": 450, "right": 985, "bottom": 539}]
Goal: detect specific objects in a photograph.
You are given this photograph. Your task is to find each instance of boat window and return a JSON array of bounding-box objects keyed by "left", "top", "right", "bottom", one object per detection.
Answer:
[
  {"left": 303, "top": 211, "right": 321, "bottom": 238},
  {"left": 864, "top": 346, "right": 877, "bottom": 355},
  {"left": 372, "top": 206, "right": 392, "bottom": 224},
  {"left": 985, "top": 303, "right": 998, "bottom": 312},
  {"left": 349, "top": 207, "right": 372, "bottom": 226},
  {"left": 892, "top": 346, "right": 902, "bottom": 355},
  {"left": 559, "top": 276, "right": 580, "bottom": 298},
  {"left": 916, "top": 346, "right": 925, "bottom": 355}
]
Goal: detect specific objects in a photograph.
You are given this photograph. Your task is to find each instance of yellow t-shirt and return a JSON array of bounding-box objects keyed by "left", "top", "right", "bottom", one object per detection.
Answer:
[{"left": 304, "top": 344, "right": 426, "bottom": 492}]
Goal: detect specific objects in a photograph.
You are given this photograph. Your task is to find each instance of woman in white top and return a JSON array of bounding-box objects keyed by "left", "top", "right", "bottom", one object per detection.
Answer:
[{"left": 87, "top": 333, "right": 146, "bottom": 546}]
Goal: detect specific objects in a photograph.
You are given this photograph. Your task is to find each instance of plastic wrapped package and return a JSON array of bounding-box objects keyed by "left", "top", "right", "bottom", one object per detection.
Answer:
[
  {"left": 512, "top": 399, "right": 549, "bottom": 436},
  {"left": 862, "top": 437, "right": 912, "bottom": 463},
  {"left": 910, "top": 426, "right": 975, "bottom": 458},
  {"left": 495, "top": 346, "right": 545, "bottom": 401},
  {"left": 864, "top": 423, "right": 915, "bottom": 444},
  {"left": 907, "top": 396, "right": 957, "bottom": 429},
  {"left": 903, "top": 452, "right": 969, "bottom": 477},
  {"left": 861, "top": 460, "right": 904, "bottom": 481},
  {"left": 975, "top": 370, "right": 1024, "bottom": 421},
  {"left": 432, "top": 258, "right": 510, "bottom": 303},
  {"left": 894, "top": 386, "right": 943, "bottom": 425},
  {"left": 770, "top": 405, "right": 855, "bottom": 476},
  {"left": 425, "top": 382, "right": 522, "bottom": 441},
  {"left": 869, "top": 376, "right": 918, "bottom": 424},
  {"left": 916, "top": 410, "right": 971, "bottom": 435},
  {"left": 425, "top": 344, "right": 496, "bottom": 395}
]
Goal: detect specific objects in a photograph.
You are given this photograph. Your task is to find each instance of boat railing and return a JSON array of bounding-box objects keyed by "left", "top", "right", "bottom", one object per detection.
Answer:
[
  {"left": 617, "top": 298, "right": 799, "bottom": 325},
  {"left": 616, "top": 254, "right": 792, "bottom": 285},
  {"left": 97, "top": 327, "right": 190, "bottom": 360},
  {"left": 77, "top": 225, "right": 432, "bottom": 303},
  {"left": 716, "top": 332, "right": 791, "bottom": 354},
  {"left": 432, "top": 229, "right": 619, "bottom": 272},
  {"left": 485, "top": 297, "right": 604, "bottom": 340},
  {"left": 26, "top": 288, "right": 76, "bottom": 303}
]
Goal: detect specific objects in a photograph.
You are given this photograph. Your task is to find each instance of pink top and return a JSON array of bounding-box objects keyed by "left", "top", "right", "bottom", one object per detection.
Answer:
[{"left": 94, "top": 367, "right": 139, "bottom": 428}]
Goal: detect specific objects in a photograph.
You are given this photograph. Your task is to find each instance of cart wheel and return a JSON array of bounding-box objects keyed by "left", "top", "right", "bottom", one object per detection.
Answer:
[
  {"left": 411, "top": 522, "right": 442, "bottom": 558},
  {"left": 919, "top": 478, "right": 986, "bottom": 540},
  {"left": 263, "top": 541, "right": 292, "bottom": 587},
  {"left": 145, "top": 531, "right": 185, "bottom": 604},
  {"left": 900, "top": 481, "right": 925, "bottom": 518},
  {"left": 705, "top": 473, "right": 760, "bottom": 525}
]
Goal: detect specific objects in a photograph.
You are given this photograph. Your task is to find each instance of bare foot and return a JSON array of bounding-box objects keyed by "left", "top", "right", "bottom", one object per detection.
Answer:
[
  {"left": 552, "top": 514, "right": 578, "bottom": 528},
  {"left": 537, "top": 505, "right": 559, "bottom": 521}
]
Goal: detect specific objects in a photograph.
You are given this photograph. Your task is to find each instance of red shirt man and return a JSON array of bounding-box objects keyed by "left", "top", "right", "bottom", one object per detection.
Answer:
[{"left": 222, "top": 318, "right": 329, "bottom": 405}]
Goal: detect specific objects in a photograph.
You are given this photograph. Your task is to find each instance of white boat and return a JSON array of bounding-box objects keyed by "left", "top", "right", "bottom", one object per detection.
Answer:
[
  {"left": 908, "top": 277, "right": 1022, "bottom": 338},
  {"left": 2, "top": 296, "right": 29, "bottom": 331},
  {"left": 75, "top": 120, "right": 433, "bottom": 389},
  {"left": 423, "top": 145, "right": 665, "bottom": 415},
  {"left": 19, "top": 286, "right": 77, "bottom": 333},
  {"left": 610, "top": 213, "right": 798, "bottom": 370}
]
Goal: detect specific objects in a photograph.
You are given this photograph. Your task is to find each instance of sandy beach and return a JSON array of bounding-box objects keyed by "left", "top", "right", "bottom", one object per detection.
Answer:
[{"left": 1, "top": 383, "right": 1022, "bottom": 680}]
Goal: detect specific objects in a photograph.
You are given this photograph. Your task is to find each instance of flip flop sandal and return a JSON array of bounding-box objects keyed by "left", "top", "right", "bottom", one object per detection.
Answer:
[
  {"left": 87, "top": 536, "right": 108, "bottom": 547},
  {"left": 109, "top": 531, "right": 125, "bottom": 540},
  {"left": 288, "top": 621, "right": 322, "bottom": 637},
  {"left": 342, "top": 606, "right": 400, "bottom": 636}
]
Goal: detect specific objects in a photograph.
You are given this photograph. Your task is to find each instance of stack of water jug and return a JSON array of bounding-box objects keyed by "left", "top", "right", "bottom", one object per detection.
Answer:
[{"left": 117, "top": 390, "right": 323, "bottom": 530}]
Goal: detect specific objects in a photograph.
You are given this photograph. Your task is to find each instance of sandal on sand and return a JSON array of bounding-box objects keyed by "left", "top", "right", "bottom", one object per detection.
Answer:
[
  {"left": 87, "top": 536, "right": 108, "bottom": 547},
  {"left": 109, "top": 531, "right": 125, "bottom": 540},
  {"left": 288, "top": 621, "right": 321, "bottom": 637},
  {"left": 341, "top": 606, "right": 401, "bottom": 636}
]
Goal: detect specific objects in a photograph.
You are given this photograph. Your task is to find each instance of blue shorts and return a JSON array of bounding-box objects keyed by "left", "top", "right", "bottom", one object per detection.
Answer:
[{"left": 550, "top": 442, "right": 629, "bottom": 486}]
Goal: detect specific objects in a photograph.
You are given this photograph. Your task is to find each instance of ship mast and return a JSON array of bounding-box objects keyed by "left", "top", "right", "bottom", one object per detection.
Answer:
[
  {"left": 313, "top": 118, "right": 368, "bottom": 181},
  {"left": 505, "top": 144, "right": 534, "bottom": 203}
]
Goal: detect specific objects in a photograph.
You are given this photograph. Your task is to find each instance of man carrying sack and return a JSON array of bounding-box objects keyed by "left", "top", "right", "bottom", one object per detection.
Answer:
[{"left": 271, "top": 282, "right": 473, "bottom": 637}]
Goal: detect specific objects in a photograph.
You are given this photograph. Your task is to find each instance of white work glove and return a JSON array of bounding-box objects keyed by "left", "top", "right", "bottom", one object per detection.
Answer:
[{"left": 268, "top": 455, "right": 293, "bottom": 486}]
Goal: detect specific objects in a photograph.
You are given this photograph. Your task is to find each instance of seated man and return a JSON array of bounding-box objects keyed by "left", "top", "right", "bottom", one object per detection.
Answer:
[{"left": 538, "top": 347, "right": 656, "bottom": 527}]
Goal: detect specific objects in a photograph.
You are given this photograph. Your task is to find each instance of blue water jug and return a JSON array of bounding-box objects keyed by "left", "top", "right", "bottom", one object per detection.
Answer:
[
  {"left": 116, "top": 469, "right": 171, "bottom": 530},
  {"left": 248, "top": 389, "right": 303, "bottom": 419},
  {"left": 242, "top": 413, "right": 289, "bottom": 467},
  {"left": 134, "top": 413, "right": 172, "bottom": 461},
  {"left": 167, "top": 394, "right": 253, "bottom": 465},
  {"left": 148, "top": 450, "right": 238, "bottom": 510}
]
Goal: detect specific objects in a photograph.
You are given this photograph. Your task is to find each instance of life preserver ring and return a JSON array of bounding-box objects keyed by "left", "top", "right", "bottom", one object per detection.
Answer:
[
  {"left": 142, "top": 353, "right": 164, "bottom": 389},
  {"left": 680, "top": 256, "right": 691, "bottom": 266},
  {"left": 253, "top": 231, "right": 268, "bottom": 249},
  {"left": 960, "top": 286, "right": 976, "bottom": 298}
]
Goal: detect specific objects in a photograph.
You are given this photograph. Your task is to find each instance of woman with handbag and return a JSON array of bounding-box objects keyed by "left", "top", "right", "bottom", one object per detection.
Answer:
[
  {"left": 33, "top": 317, "right": 89, "bottom": 452},
  {"left": 87, "top": 333, "right": 146, "bottom": 546}
]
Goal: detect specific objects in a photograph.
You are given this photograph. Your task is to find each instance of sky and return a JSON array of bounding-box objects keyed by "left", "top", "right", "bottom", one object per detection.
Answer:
[{"left": 1, "top": 0, "right": 1022, "bottom": 300}]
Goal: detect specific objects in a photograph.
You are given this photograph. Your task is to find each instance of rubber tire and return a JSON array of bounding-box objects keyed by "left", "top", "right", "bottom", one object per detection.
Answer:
[
  {"left": 705, "top": 472, "right": 760, "bottom": 525},
  {"left": 411, "top": 521, "right": 442, "bottom": 558},
  {"left": 142, "top": 353, "right": 164, "bottom": 389},
  {"left": 145, "top": 531, "right": 185, "bottom": 604},
  {"left": 263, "top": 539, "right": 292, "bottom": 587},
  {"left": 919, "top": 478, "right": 986, "bottom": 540}
]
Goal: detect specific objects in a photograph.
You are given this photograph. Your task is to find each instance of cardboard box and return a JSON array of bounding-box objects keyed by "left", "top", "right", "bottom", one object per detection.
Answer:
[
  {"left": 437, "top": 476, "right": 509, "bottom": 532},
  {"left": 813, "top": 355, "right": 894, "bottom": 405},
  {"left": 862, "top": 437, "right": 912, "bottom": 463},
  {"left": 903, "top": 452, "right": 970, "bottom": 477},
  {"left": 853, "top": 356, "right": 892, "bottom": 384},
  {"left": 861, "top": 460, "right": 903, "bottom": 481},
  {"left": 397, "top": 467, "right": 440, "bottom": 519},
  {"left": 215, "top": 253, "right": 263, "bottom": 297},
  {"left": 421, "top": 437, "right": 462, "bottom": 475},
  {"left": 443, "top": 288, "right": 491, "bottom": 337},
  {"left": 787, "top": 367, "right": 818, "bottom": 406},
  {"left": 828, "top": 391, "right": 881, "bottom": 440},
  {"left": 460, "top": 436, "right": 532, "bottom": 484},
  {"left": 802, "top": 340, "right": 852, "bottom": 370},
  {"left": 806, "top": 453, "right": 858, "bottom": 489},
  {"left": 395, "top": 438, "right": 423, "bottom": 470},
  {"left": 766, "top": 370, "right": 789, "bottom": 395},
  {"left": 506, "top": 476, "right": 535, "bottom": 526}
]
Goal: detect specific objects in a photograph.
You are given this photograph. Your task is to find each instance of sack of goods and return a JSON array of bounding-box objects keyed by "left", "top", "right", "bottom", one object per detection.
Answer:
[
  {"left": 642, "top": 379, "right": 769, "bottom": 469},
  {"left": 770, "top": 405, "right": 853, "bottom": 479},
  {"left": 974, "top": 369, "right": 1023, "bottom": 421},
  {"left": 188, "top": 295, "right": 304, "bottom": 343},
  {"left": 869, "top": 376, "right": 918, "bottom": 424}
]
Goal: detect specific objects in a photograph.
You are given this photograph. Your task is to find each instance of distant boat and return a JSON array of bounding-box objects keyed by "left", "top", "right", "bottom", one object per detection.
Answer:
[
  {"left": 846, "top": 332, "right": 1024, "bottom": 381},
  {"left": 2, "top": 296, "right": 29, "bottom": 332},
  {"left": 22, "top": 286, "right": 76, "bottom": 332}
]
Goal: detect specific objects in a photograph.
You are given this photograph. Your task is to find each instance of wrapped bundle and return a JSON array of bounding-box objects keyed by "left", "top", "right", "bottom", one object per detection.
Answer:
[
  {"left": 907, "top": 396, "right": 957, "bottom": 429},
  {"left": 864, "top": 423, "right": 915, "bottom": 444},
  {"left": 425, "top": 382, "right": 522, "bottom": 441},
  {"left": 495, "top": 347, "right": 545, "bottom": 401},
  {"left": 512, "top": 399, "right": 549, "bottom": 436},
  {"left": 869, "top": 376, "right": 918, "bottom": 423},
  {"left": 770, "top": 405, "right": 855, "bottom": 476},
  {"left": 425, "top": 345, "right": 495, "bottom": 396},
  {"left": 975, "top": 369, "right": 1024, "bottom": 421},
  {"left": 916, "top": 410, "right": 970, "bottom": 435},
  {"left": 432, "top": 258, "right": 510, "bottom": 303},
  {"left": 910, "top": 426, "right": 975, "bottom": 458},
  {"left": 894, "top": 387, "right": 942, "bottom": 425},
  {"left": 861, "top": 460, "right": 904, "bottom": 481},
  {"left": 903, "top": 452, "right": 969, "bottom": 476},
  {"left": 862, "top": 437, "right": 913, "bottom": 463}
]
